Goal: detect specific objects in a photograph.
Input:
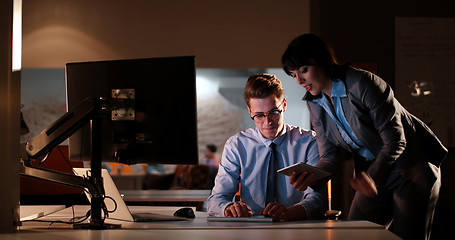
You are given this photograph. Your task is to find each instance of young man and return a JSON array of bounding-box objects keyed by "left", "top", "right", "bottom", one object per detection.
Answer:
[{"left": 206, "top": 73, "right": 327, "bottom": 221}]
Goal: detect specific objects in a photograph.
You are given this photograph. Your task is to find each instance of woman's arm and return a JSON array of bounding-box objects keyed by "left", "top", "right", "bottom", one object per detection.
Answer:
[{"left": 350, "top": 70, "right": 406, "bottom": 185}]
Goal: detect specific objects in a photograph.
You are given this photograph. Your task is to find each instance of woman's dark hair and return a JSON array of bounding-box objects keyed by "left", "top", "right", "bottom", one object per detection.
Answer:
[{"left": 281, "top": 33, "right": 348, "bottom": 79}]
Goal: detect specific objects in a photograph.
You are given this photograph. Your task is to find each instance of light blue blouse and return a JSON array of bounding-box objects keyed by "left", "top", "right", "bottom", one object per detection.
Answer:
[{"left": 312, "top": 80, "right": 375, "bottom": 161}]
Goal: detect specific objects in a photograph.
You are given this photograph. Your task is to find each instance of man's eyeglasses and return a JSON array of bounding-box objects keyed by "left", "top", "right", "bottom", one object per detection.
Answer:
[{"left": 250, "top": 101, "right": 284, "bottom": 123}]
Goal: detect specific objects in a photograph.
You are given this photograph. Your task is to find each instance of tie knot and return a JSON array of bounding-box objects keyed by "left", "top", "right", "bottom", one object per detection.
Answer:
[{"left": 270, "top": 142, "right": 276, "bottom": 150}]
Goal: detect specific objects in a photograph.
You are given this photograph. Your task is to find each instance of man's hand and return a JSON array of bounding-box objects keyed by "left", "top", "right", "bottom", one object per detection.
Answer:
[
  {"left": 289, "top": 171, "right": 315, "bottom": 191},
  {"left": 260, "top": 203, "right": 308, "bottom": 221},
  {"left": 224, "top": 200, "right": 252, "bottom": 217},
  {"left": 349, "top": 171, "right": 378, "bottom": 198},
  {"left": 259, "top": 202, "right": 286, "bottom": 220}
]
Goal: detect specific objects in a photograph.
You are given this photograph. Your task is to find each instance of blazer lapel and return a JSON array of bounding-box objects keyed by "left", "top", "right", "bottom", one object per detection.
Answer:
[
  {"left": 324, "top": 111, "right": 351, "bottom": 150},
  {"left": 340, "top": 92, "right": 379, "bottom": 156}
]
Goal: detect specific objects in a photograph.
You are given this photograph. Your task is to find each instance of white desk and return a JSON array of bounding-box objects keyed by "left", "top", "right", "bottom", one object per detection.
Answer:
[{"left": 13, "top": 205, "right": 402, "bottom": 240}]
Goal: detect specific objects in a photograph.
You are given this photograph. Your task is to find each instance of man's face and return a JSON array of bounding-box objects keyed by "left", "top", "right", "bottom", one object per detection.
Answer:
[{"left": 248, "top": 96, "right": 286, "bottom": 140}]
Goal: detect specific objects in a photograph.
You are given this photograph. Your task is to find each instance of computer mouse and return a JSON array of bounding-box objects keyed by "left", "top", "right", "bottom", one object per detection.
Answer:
[{"left": 173, "top": 207, "right": 195, "bottom": 219}]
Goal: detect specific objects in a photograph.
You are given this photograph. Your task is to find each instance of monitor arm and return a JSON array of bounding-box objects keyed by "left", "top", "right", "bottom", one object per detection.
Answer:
[
  {"left": 20, "top": 97, "right": 119, "bottom": 229},
  {"left": 24, "top": 97, "right": 100, "bottom": 161}
]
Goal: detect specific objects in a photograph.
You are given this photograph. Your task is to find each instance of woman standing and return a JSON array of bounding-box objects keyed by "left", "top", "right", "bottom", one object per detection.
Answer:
[{"left": 282, "top": 33, "right": 447, "bottom": 240}]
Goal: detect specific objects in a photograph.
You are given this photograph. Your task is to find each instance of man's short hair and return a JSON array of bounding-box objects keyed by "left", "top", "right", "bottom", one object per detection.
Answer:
[{"left": 243, "top": 73, "right": 284, "bottom": 107}]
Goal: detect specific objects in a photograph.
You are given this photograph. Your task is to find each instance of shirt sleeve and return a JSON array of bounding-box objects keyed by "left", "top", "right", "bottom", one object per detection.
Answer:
[
  {"left": 206, "top": 138, "right": 241, "bottom": 217},
  {"left": 354, "top": 71, "right": 406, "bottom": 185}
]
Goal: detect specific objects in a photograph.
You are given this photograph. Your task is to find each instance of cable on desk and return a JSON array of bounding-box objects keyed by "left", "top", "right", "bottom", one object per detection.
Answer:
[
  {"left": 81, "top": 170, "right": 113, "bottom": 221},
  {"left": 104, "top": 195, "right": 118, "bottom": 214},
  {"left": 20, "top": 205, "right": 91, "bottom": 229}
]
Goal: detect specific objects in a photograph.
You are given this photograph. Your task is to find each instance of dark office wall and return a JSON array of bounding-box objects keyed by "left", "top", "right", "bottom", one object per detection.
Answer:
[
  {"left": 22, "top": 0, "right": 311, "bottom": 69},
  {"left": 315, "top": 0, "right": 455, "bottom": 87}
]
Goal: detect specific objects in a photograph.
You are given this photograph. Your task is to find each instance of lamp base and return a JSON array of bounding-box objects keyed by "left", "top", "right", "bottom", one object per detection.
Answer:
[{"left": 325, "top": 210, "right": 342, "bottom": 220}]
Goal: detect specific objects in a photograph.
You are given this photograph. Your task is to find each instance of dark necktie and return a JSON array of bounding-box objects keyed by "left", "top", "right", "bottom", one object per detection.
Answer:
[{"left": 266, "top": 142, "right": 278, "bottom": 205}]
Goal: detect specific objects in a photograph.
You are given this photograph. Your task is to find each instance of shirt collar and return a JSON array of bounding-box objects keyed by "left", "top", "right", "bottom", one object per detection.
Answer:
[
  {"left": 331, "top": 80, "right": 347, "bottom": 97},
  {"left": 309, "top": 79, "right": 346, "bottom": 104},
  {"left": 256, "top": 124, "right": 287, "bottom": 147}
]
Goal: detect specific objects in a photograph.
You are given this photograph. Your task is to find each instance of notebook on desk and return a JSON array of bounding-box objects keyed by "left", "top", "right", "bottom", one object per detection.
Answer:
[{"left": 73, "top": 168, "right": 186, "bottom": 222}]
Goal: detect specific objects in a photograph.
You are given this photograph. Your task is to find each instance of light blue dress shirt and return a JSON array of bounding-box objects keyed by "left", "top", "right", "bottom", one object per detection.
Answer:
[
  {"left": 312, "top": 80, "right": 375, "bottom": 161},
  {"left": 206, "top": 124, "right": 327, "bottom": 219}
]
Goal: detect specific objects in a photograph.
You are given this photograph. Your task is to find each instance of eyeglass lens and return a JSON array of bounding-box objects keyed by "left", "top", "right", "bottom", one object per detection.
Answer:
[{"left": 253, "top": 110, "right": 281, "bottom": 123}]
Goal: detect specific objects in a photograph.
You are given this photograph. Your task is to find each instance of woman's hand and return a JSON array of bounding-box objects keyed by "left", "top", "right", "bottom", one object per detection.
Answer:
[
  {"left": 289, "top": 171, "right": 315, "bottom": 191},
  {"left": 349, "top": 171, "right": 378, "bottom": 198}
]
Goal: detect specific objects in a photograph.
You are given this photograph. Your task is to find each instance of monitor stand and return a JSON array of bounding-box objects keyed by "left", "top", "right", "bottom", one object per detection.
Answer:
[
  {"left": 21, "top": 98, "right": 121, "bottom": 229},
  {"left": 72, "top": 116, "right": 121, "bottom": 229}
]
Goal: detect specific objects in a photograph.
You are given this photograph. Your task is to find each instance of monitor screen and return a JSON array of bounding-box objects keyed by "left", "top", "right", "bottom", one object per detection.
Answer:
[{"left": 65, "top": 56, "right": 198, "bottom": 165}]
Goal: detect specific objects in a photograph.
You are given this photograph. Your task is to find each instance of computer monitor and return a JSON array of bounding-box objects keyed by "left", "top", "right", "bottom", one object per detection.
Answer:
[{"left": 65, "top": 56, "right": 198, "bottom": 165}]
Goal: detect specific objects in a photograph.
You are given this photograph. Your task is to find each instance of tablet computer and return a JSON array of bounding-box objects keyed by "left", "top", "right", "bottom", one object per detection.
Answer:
[{"left": 277, "top": 162, "right": 330, "bottom": 182}]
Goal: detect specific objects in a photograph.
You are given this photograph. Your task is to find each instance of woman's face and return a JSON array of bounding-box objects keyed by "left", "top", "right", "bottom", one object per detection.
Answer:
[{"left": 288, "top": 64, "right": 332, "bottom": 96}]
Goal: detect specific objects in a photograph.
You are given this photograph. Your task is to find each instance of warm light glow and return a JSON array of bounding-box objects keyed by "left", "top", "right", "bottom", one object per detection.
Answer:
[
  {"left": 327, "top": 180, "right": 332, "bottom": 199},
  {"left": 328, "top": 180, "right": 332, "bottom": 211},
  {"left": 12, "top": 0, "right": 22, "bottom": 71},
  {"left": 22, "top": 25, "right": 117, "bottom": 67}
]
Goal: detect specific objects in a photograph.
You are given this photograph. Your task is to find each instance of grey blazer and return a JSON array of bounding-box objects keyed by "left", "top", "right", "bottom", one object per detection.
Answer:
[{"left": 305, "top": 67, "right": 447, "bottom": 188}]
